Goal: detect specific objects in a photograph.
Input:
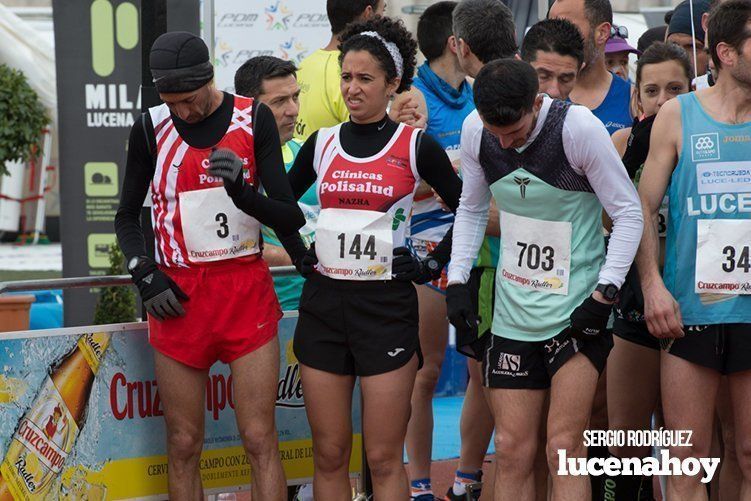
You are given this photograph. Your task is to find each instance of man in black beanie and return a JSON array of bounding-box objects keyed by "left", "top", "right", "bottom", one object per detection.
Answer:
[{"left": 115, "top": 31, "right": 303, "bottom": 500}]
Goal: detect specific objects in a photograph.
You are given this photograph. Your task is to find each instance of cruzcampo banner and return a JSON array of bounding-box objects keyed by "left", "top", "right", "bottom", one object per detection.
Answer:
[
  {"left": 53, "top": 0, "right": 143, "bottom": 327},
  {"left": 0, "top": 315, "right": 363, "bottom": 499}
]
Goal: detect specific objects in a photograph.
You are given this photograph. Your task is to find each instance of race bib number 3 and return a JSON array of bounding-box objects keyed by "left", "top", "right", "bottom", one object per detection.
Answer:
[
  {"left": 500, "top": 211, "right": 572, "bottom": 295},
  {"left": 695, "top": 219, "right": 751, "bottom": 295},
  {"left": 315, "top": 208, "right": 392, "bottom": 280},
  {"left": 179, "top": 187, "right": 260, "bottom": 262}
]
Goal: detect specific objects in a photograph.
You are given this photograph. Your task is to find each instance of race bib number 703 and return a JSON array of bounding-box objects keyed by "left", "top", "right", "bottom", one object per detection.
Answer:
[{"left": 500, "top": 211, "right": 572, "bottom": 295}]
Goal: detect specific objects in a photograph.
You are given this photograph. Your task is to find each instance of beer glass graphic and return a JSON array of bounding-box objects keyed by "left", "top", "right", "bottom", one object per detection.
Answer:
[{"left": 0, "top": 333, "right": 111, "bottom": 500}]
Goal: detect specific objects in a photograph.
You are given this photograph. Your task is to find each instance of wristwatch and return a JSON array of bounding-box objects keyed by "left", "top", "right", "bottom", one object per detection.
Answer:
[
  {"left": 425, "top": 256, "right": 441, "bottom": 277},
  {"left": 595, "top": 283, "right": 620, "bottom": 302},
  {"left": 127, "top": 256, "right": 150, "bottom": 274}
]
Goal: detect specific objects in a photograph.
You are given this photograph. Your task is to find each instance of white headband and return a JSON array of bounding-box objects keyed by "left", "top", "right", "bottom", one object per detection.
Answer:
[{"left": 358, "top": 31, "right": 404, "bottom": 79}]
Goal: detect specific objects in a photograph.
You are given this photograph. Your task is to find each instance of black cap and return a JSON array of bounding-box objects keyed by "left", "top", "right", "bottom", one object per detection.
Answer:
[
  {"left": 150, "top": 32, "right": 214, "bottom": 93},
  {"left": 667, "top": 0, "right": 710, "bottom": 42}
]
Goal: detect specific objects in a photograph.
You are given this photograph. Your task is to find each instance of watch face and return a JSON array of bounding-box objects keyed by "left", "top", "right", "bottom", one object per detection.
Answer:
[
  {"left": 428, "top": 259, "right": 439, "bottom": 271},
  {"left": 601, "top": 284, "right": 619, "bottom": 300},
  {"left": 128, "top": 257, "right": 140, "bottom": 272}
]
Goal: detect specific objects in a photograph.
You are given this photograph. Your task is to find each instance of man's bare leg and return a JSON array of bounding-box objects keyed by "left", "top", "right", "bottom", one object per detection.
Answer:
[
  {"left": 547, "top": 353, "right": 599, "bottom": 501},
  {"left": 230, "top": 337, "right": 286, "bottom": 500},
  {"left": 488, "top": 386, "right": 547, "bottom": 501},
  {"left": 154, "top": 351, "right": 209, "bottom": 501},
  {"left": 661, "top": 351, "right": 720, "bottom": 501}
]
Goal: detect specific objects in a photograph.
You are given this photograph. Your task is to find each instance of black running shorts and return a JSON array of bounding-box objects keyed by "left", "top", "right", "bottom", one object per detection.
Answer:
[
  {"left": 482, "top": 328, "right": 613, "bottom": 389},
  {"left": 293, "top": 273, "right": 422, "bottom": 376},
  {"left": 661, "top": 324, "right": 751, "bottom": 374},
  {"left": 613, "top": 318, "right": 660, "bottom": 350}
]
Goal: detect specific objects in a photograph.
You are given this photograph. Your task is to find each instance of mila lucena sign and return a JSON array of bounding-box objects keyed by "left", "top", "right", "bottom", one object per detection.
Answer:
[{"left": 54, "top": 0, "right": 141, "bottom": 326}]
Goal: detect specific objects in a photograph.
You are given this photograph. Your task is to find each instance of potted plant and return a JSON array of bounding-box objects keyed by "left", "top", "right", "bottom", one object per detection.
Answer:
[
  {"left": 0, "top": 64, "right": 48, "bottom": 176},
  {"left": 93, "top": 244, "right": 137, "bottom": 325}
]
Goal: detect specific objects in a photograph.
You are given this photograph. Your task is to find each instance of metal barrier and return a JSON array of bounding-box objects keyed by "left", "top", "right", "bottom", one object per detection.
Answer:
[{"left": 0, "top": 265, "right": 300, "bottom": 294}]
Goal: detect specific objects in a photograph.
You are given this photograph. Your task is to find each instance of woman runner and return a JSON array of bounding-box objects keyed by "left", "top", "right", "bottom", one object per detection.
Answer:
[
  {"left": 605, "top": 42, "right": 692, "bottom": 500},
  {"left": 279, "top": 16, "right": 463, "bottom": 500}
]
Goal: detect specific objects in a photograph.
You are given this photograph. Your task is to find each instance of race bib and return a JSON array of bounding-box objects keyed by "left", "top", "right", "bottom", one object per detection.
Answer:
[
  {"left": 446, "top": 148, "right": 461, "bottom": 173},
  {"left": 179, "top": 187, "right": 260, "bottom": 263},
  {"left": 500, "top": 211, "right": 572, "bottom": 295},
  {"left": 658, "top": 197, "right": 669, "bottom": 237},
  {"left": 695, "top": 219, "right": 751, "bottom": 295},
  {"left": 298, "top": 202, "right": 319, "bottom": 247},
  {"left": 315, "top": 208, "right": 392, "bottom": 280}
]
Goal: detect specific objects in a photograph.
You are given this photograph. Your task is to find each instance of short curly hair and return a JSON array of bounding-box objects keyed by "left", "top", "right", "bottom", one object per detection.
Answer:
[{"left": 338, "top": 16, "right": 418, "bottom": 93}]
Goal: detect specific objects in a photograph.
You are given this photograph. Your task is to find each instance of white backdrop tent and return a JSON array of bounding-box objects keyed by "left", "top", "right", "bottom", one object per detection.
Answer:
[
  {"left": 0, "top": 3, "right": 58, "bottom": 229},
  {"left": 0, "top": 3, "right": 56, "bottom": 124}
]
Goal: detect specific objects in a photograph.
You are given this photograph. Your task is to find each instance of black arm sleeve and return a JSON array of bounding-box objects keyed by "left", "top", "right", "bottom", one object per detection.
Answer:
[
  {"left": 415, "top": 132, "right": 462, "bottom": 265},
  {"left": 229, "top": 102, "right": 305, "bottom": 235},
  {"left": 115, "top": 115, "right": 154, "bottom": 262},
  {"left": 287, "top": 131, "right": 318, "bottom": 200},
  {"left": 276, "top": 131, "right": 319, "bottom": 265}
]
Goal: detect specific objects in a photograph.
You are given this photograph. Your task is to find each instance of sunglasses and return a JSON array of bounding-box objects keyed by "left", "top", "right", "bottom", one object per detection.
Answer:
[{"left": 610, "top": 25, "right": 629, "bottom": 39}]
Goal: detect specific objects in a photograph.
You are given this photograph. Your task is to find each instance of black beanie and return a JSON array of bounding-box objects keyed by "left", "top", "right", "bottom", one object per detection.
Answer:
[{"left": 150, "top": 31, "right": 214, "bottom": 93}]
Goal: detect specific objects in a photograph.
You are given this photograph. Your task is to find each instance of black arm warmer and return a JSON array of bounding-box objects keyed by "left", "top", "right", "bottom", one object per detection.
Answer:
[
  {"left": 415, "top": 131, "right": 462, "bottom": 266},
  {"left": 228, "top": 103, "right": 304, "bottom": 235},
  {"left": 115, "top": 115, "right": 153, "bottom": 262}
]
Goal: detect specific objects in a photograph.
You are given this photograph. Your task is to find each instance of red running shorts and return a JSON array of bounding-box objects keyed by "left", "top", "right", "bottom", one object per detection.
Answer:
[{"left": 148, "top": 258, "right": 282, "bottom": 369}]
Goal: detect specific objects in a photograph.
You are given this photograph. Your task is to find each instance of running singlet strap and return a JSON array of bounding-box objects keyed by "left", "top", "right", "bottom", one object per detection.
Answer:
[
  {"left": 313, "top": 123, "right": 421, "bottom": 280},
  {"left": 663, "top": 93, "right": 751, "bottom": 324}
]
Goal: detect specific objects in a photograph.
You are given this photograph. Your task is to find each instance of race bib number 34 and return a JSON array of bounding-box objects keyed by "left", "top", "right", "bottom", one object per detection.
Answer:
[
  {"left": 179, "top": 187, "right": 260, "bottom": 262},
  {"left": 695, "top": 219, "right": 751, "bottom": 295},
  {"left": 500, "top": 211, "right": 572, "bottom": 295},
  {"left": 315, "top": 208, "right": 392, "bottom": 280}
]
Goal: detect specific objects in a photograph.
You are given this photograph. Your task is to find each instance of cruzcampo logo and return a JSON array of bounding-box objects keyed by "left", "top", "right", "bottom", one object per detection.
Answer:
[
  {"left": 392, "top": 208, "right": 406, "bottom": 231},
  {"left": 91, "top": 0, "right": 139, "bottom": 77}
]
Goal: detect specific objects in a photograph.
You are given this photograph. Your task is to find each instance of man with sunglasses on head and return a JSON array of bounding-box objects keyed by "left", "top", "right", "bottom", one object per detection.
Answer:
[{"left": 549, "top": 0, "right": 633, "bottom": 135}]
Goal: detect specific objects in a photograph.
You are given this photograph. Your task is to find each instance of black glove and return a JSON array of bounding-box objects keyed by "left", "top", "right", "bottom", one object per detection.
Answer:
[
  {"left": 298, "top": 242, "right": 318, "bottom": 277},
  {"left": 569, "top": 296, "right": 613, "bottom": 340},
  {"left": 622, "top": 114, "right": 656, "bottom": 180},
  {"left": 208, "top": 148, "right": 245, "bottom": 197},
  {"left": 391, "top": 246, "right": 442, "bottom": 284},
  {"left": 446, "top": 283, "right": 479, "bottom": 339},
  {"left": 130, "top": 259, "right": 189, "bottom": 321}
]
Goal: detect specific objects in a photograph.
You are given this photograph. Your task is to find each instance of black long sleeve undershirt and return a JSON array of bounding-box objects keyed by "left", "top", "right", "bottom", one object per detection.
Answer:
[
  {"left": 115, "top": 93, "right": 304, "bottom": 261},
  {"left": 281, "top": 117, "right": 462, "bottom": 266}
]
